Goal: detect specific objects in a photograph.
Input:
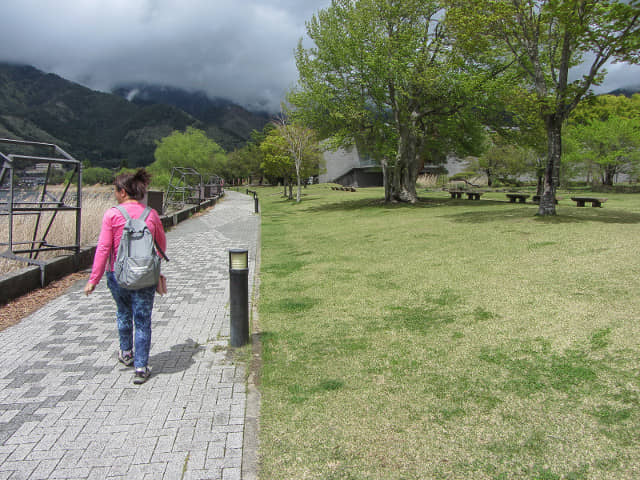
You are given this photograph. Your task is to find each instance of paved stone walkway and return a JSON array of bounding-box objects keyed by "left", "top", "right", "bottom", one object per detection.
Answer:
[{"left": 0, "top": 191, "right": 259, "bottom": 480}]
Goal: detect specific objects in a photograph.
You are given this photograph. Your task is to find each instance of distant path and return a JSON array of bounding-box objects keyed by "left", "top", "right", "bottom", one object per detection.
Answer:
[{"left": 0, "top": 190, "right": 259, "bottom": 480}]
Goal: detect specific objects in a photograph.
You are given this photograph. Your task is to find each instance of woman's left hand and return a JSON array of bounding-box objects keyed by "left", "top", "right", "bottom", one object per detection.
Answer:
[{"left": 84, "top": 282, "right": 96, "bottom": 296}]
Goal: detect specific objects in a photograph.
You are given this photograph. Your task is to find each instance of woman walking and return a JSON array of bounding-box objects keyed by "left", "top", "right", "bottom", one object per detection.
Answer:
[{"left": 84, "top": 168, "right": 167, "bottom": 384}]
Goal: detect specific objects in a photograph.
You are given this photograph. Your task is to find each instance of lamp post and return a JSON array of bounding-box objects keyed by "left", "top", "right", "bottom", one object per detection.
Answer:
[{"left": 229, "top": 248, "right": 249, "bottom": 347}]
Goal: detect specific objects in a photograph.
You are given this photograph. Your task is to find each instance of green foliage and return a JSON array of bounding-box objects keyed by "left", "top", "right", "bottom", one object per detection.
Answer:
[
  {"left": 571, "top": 94, "right": 640, "bottom": 125},
  {"left": 148, "top": 127, "right": 227, "bottom": 189},
  {"left": 564, "top": 94, "right": 640, "bottom": 185},
  {"left": 291, "top": 0, "right": 489, "bottom": 203},
  {"left": 82, "top": 167, "right": 115, "bottom": 185},
  {"left": 446, "top": 0, "right": 640, "bottom": 214},
  {"left": 564, "top": 115, "right": 640, "bottom": 185},
  {"left": 260, "top": 129, "right": 294, "bottom": 182},
  {"left": 473, "top": 136, "right": 540, "bottom": 186}
]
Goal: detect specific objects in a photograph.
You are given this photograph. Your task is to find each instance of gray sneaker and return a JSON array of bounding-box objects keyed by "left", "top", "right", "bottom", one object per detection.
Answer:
[
  {"left": 133, "top": 366, "right": 152, "bottom": 384},
  {"left": 118, "top": 350, "right": 134, "bottom": 367}
]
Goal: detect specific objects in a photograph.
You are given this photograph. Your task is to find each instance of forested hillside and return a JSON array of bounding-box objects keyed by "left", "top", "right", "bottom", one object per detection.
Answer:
[{"left": 0, "top": 63, "right": 270, "bottom": 168}]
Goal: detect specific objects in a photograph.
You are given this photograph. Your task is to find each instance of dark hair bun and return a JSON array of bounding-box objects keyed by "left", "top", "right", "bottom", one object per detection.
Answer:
[{"left": 134, "top": 168, "right": 151, "bottom": 186}]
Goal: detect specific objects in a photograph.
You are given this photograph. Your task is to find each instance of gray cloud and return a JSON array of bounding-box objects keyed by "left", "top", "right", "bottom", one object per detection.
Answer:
[
  {"left": 0, "top": 1, "right": 637, "bottom": 113},
  {"left": 0, "top": 0, "right": 330, "bottom": 111}
]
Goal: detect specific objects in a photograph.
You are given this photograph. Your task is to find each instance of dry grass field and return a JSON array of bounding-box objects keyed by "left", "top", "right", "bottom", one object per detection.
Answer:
[{"left": 0, "top": 186, "right": 114, "bottom": 276}]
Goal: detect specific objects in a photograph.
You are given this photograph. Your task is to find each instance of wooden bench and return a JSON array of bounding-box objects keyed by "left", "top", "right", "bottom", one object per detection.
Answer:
[
  {"left": 506, "top": 193, "right": 530, "bottom": 203},
  {"left": 465, "top": 192, "right": 483, "bottom": 200},
  {"left": 571, "top": 196, "right": 607, "bottom": 207},
  {"left": 448, "top": 190, "right": 464, "bottom": 199}
]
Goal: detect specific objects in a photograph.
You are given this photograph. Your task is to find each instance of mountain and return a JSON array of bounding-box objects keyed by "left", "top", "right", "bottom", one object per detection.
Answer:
[
  {"left": 112, "top": 84, "right": 271, "bottom": 151},
  {"left": 605, "top": 86, "right": 640, "bottom": 98},
  {"left": 0, "top": 63, "right": 270, "bottom": 168}
]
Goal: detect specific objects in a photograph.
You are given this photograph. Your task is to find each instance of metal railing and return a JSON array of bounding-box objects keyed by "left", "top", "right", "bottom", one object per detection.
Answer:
[{"left": 0, "top": 139, "right": 82, "bottom": 267}]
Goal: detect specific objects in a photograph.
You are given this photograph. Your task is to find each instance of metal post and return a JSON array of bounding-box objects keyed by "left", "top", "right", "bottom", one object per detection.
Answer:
[
  {"left": 254, "top": 195, "right": 259, "bottom": 214},
  {"left": 229, "top": 249, "right": 249, "bottom": 347}
]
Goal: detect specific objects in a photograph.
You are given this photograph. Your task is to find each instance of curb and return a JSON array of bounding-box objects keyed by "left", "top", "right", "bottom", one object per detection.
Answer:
[{"left": 242, "top": 205, "right": 262, "bottom": 480}]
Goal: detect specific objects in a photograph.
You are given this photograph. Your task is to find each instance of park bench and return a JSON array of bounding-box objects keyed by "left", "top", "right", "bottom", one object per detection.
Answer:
[
  {"left": 506, "top": 193, "right": 530, "bottom": 203},
  {"left": 448, "top": 190, "right": 482, "bottom": 200},
  {"left": 571, "top": 196, "right": 607, "bottom": 207},
  {"left": 532, "top": 195, "right": 560, "bottom": 204}
]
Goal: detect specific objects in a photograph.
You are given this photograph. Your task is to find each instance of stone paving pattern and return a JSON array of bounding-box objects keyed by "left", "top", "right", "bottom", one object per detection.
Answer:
[{"left": 0, "top": 191, "right": 259, "bottom": 480}]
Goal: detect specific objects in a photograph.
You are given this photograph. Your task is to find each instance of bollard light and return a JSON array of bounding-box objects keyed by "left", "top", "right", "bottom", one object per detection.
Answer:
[
  {"left": 229, "top": 248, "right": 249, "bottom": 347},
  {"left": 229, "top": 249, "right": 248, "bottom": 270}
]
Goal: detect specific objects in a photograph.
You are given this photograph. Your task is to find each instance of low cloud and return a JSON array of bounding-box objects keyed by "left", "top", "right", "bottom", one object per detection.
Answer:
[
  {"left": 0, "top": 0, "right": 329, "bottom": 112},
  {"left": 0, "top": 1, "right": 636, "bottom": 112}
]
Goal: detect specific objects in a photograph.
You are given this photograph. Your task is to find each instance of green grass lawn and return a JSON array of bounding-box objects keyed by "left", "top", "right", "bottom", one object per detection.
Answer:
[{"left": 256, "top": 185, "right": 640, "bottom": 480}]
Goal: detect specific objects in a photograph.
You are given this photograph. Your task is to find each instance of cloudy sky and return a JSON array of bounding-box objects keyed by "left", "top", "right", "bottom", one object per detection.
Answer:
[{"left": 0, "top": 0, "right": 637, "bottom": 112}]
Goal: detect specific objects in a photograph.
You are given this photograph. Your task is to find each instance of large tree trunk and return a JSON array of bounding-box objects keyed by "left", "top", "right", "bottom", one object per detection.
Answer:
[
  {"left": 603, "top": 166, "right": 615, "bottom": 186},
  {"left": 381, "top": 158, "right": 392, "bottom": 203},
  {"left": 392, "top": 123, "right": 419, "bottom": 203},
  {"left": 538, "top": 115, "right": 562, "bottom": 216}
]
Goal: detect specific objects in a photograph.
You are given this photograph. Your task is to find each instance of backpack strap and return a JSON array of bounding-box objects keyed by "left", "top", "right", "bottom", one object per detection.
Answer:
[
  {"left": 141, "top": 206, "right": 170, "bottom": 261},
  {"left": 139, "top": 206, "right": 152, "bottom": 222},
  {"left": 155, "top": 239, "right": 169, "bottom": 262},
  {"left": 115, "top": 204, "right": 169, "bottom": 262},
  {"left": 115, "top": 205, "right": 132, "bottom": 221}
]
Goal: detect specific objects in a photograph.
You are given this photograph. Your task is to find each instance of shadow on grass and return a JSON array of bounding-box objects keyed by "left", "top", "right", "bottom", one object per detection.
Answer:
[
  {"left": 304, "top": 196, "right": 508, "bottom": 213},
  {"left": 447, "top": 207, "right": 640, "bottom": 224},
  {"left": 296, "top": 193, "right": 640, "bottom": 224}
]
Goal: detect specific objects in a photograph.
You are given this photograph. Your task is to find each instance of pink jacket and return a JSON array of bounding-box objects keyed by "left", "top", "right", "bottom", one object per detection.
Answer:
[{"left": 89, "top": 202, "right": 167, "bottom": 285}]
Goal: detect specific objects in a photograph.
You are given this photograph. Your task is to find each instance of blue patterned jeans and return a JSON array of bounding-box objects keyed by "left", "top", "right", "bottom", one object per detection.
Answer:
[{"left": 107, "top": 271, "right": 155, "bottom": 369}]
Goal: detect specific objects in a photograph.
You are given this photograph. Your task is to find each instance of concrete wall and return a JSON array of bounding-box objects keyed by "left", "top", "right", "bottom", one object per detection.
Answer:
[
  {"left": 0, "top": 193, "right": 224, "bottom": 305},
  {"left": 320, "top": 144, "right": 362, "bottom": 184}
]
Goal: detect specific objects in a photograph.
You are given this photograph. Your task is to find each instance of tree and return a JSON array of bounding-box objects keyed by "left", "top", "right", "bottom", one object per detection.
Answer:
[
  {"left": 571, "top": 93, "right": 640, "bottom": 124},
  {"left": 274, "top": 116, "right": 322, "bottom": 203},
  {"left": 447, "top": 0, "right": 640, "bottom": 215},
  {"left": 564, "top": 114, "right": 640, "bottom": 185},
  {"left": 260, "top": 130, "right": 296, "bottom": 198},
  {"left": 291, "top": 0, "right": 486, "bottom": 203},
  {"left": 149, "top": 127, "right": 227, "bottom": 188},
  {"left": 473, "top": 136, "right": 536, "bottom": 187},
  {"left": 82, "top": 167, "right": 115, "bottom": 185},
  {"left": 226, "top": 125, "right": 276, "bottom": 185},
  {"left": 564, "top": 94, "right": 640, "bottom": 184}
]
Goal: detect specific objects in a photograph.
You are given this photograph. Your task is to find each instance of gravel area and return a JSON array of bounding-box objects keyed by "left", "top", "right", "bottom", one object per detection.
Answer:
[{"left": 0, "top": 271, "right": 88, "bottom": 331}]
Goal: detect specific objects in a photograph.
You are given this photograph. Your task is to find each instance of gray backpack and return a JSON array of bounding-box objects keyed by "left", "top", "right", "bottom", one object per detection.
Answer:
[{"left": 113, "top": 205, "right": 167, "bottom": 290}]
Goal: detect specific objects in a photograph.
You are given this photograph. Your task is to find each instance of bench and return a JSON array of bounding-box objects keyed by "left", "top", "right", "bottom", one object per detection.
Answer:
[
  {"left": 571, "top": 196, "right": 607, "bottom": 207},
  {"left": 532, "top": 195, "right": 560, "bottom": 204},
  {"left": 448, "top": 190, "right": 482, "bottom": 200},
  {"left": 506, "top": 193, "right": 530, "bottom": 203}
]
